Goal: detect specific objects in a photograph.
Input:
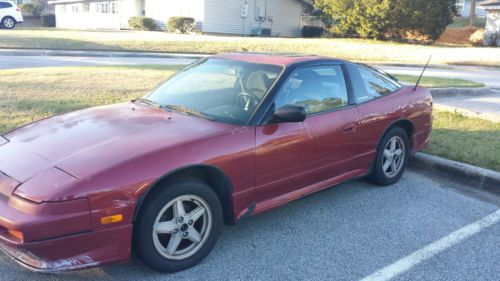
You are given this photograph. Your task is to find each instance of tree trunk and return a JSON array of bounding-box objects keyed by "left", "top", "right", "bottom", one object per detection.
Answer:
[{"left": 469, "top": 0, "right": 477, "bottom": 27}]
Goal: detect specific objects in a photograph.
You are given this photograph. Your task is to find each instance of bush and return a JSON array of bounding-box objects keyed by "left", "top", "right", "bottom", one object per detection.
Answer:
[
  {"left": 20, "top": 3, "right": 44, "bottom": 16},
  {"left": 40, "top": 14, "right": 55, "bottom": 27},
  {"left": 484, "top": 32, "right": 499, "bottom": 47},
  {"left": 316, "top": 0, "right": 457, "bottom": 41},
  {"left": 128, "top": 17, "right": 156, "bottom": 31},
  {"left": 469, "top": 29, "right": 485, "bottom": 46},
  {"left": 167, "top": 17, "right": 195, "bottom": 34},
  {"left": 302, "top": 26, "right": 324, "bottom": 37}
]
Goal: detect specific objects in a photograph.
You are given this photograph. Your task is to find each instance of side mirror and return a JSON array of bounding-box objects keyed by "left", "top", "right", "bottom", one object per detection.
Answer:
[{"left": 273, "top": 105, "right": 306, "bottom": 123}]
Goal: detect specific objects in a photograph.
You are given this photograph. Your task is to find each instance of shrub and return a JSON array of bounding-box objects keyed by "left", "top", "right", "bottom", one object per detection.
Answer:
[
  {"left": 20, "top": 3, "right": 44, "bottom": 16},
  {"left": 302, "top": 26, "right": 324, "bottom": 37},
  {"left": 315, "top": 0, "right": 457, "bottom": 41},
  {"left": 128, "top": 17, "right": 156, "bottom": 31},
  {"left": 484, "top": 32, "right": 499, "bottom": 47},
  {"left": 40, "top": 14, "right": 55, "bottom": 27},
  {"left": 167, "top": 17, "right": 195, "bottom": 34},
  {"left": 469, "top": 29, "right": 485, "bottom": 46}
]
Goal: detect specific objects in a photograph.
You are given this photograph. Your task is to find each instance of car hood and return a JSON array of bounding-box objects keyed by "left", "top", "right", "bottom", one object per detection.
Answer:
[{"left": 0, "top": 102, "right": 236, "bottom": 184}]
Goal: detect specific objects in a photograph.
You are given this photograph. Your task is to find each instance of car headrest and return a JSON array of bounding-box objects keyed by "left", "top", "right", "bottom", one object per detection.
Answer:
[{"left": 246, "top": 72, "right": 271, "bottom": 98}]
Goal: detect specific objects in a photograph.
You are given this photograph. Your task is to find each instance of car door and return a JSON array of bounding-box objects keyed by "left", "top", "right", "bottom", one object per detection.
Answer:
[
  {"left": 254, "top": 64, "right": 361, "bottom": 207},
  {"left": 344, "top": 63, "right": 405, "bottom": 169}
]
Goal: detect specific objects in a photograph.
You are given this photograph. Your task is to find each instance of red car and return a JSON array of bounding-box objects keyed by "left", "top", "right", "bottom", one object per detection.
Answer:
[{"left": 0, "top": 53, "right": 432, "bottom": 273}]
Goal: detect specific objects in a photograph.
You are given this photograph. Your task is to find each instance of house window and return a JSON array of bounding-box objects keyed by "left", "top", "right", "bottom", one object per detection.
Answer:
[
  {"left": 82, "top": 3, "right": 90, "bottom": 12},
  {"left": 96, "top": 2, "right": 109, "bottom": 13},
  {"left": 111, "top": 2, "right": 118, "bottom": 14},
  {"left": 71, "top": 5, "right": 79, "bottom": 13}
]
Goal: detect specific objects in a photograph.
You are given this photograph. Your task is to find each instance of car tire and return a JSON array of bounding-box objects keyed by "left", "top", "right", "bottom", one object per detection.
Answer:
[
  {"left": 134, "top": 178, "right": 223, "bottom": 272},
  {"left": 369, "top": 126, "right": 409, "bottom": 186},
  {"left": 1, "top": 17, "right": 16, "bottom": 29}
]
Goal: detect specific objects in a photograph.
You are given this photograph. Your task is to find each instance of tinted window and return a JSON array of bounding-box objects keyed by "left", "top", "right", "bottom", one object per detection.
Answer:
[
  {"left": 347, "top": 63, "right": 401, "bottom": 103},
  {"left": 274, "top": 65, "right": 348, "bottom": 115},
  {"left": 0, "top": 2, "right": 13, "bottom": 8}
]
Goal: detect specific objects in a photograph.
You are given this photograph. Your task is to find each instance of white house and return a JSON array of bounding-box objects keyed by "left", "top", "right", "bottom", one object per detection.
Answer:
[
  {"left": 48, "top": 0, "right": 312, "bottom": 37},
  {"left": 456, "top": 0, "right": 486, "bottom": 17},
  {"left": 479, "top": 0, "right": 500, "bottom": 45}
]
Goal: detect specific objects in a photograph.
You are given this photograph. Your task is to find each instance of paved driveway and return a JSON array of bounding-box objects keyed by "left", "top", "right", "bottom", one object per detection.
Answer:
[{"left": 1, "top": 168, "right": 498, "bottom": 281}]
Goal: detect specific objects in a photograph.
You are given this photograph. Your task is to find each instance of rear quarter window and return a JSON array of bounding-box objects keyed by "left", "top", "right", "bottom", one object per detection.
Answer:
[
  {"left": 346, "top": 63, "right": 402, "bottom": 103},
  {"left": 0, "top": 2, "right": 13, "bottom": 8}
]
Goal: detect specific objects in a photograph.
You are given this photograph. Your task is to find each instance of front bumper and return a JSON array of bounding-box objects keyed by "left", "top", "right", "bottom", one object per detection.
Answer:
[
  {"left": 0, "top": 224, "right": 132, "bottom": 272},
  {"left": 0, "top": 177, "right": 132, "bottom": 272}
]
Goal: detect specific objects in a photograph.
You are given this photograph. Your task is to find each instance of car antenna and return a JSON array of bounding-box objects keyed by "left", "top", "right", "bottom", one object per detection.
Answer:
[{"left": 414, "top": 55, "right": 432, "bottom": 91}]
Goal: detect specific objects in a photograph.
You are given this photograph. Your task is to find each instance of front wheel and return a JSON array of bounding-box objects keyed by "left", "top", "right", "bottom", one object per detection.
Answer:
[
  {"left": 134, "top": 179, "right": 223, "bottom": 272},
  {"left": 1, "top": 17, "right": 16, "bottom": 29},
  {"left": 369, "top": 127, "right": 409, "bottom": 186}
]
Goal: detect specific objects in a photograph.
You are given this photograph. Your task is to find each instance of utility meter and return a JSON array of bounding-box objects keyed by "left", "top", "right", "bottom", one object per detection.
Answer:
[{"left": 241, "top": 0, "right": 248, "bottom": 18}]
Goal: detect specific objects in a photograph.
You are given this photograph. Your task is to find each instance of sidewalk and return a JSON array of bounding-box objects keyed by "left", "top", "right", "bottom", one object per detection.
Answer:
[
  {"left": 431, "top": 88, "right": 500, "bottom": 123},
  {"left": 0, "top": 48, "right": 208, "bottom": 59}
]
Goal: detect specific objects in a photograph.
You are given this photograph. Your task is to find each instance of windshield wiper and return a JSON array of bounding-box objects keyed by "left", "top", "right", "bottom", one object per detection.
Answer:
[
  {"left": 163, "top": 104, "right": 215, "bottom": 121},
  {"left": 132, "top": 98, "right": 162, "bottom": 108}
]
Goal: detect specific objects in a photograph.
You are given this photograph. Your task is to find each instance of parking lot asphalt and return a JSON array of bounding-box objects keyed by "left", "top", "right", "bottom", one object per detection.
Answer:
[{"left": 0, "top": 167, "right": 499, "bottom": 281}]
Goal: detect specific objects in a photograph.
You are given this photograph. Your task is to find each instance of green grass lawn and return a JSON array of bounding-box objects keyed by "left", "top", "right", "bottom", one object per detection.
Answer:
[
  {"left": 0, "top": 65, "right": 497, "bottom": 171},
  {"left": 1, "top": 28, "right": 500, "bottom": 66},
  {"left": 0, "top": 65, "right": 179, "bottom": 133},
  {"left": 392, "top": 74, "right": 484, "bottom": 88},
  {"left": 426, "top": 111, "right": 500, "bottom": 171}
]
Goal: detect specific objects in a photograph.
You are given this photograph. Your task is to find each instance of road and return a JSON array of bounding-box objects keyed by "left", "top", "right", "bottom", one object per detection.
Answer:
[
  {"left": 1, "top": 53, "right": 500, "bottom": 88},
  {"left": 380, "top": 65, "right": 500, "bottom": 89},
  {"left": 0, "top": 168, "right": 499, "bottom": 281},
  {"left": 0, "top": 55, "right": 194, "bottom": 69}
]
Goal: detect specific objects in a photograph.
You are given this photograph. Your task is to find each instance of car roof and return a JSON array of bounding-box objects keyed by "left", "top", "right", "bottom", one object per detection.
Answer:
[{"left": 211, "top": 52, "right": 342, "bottom": 66}]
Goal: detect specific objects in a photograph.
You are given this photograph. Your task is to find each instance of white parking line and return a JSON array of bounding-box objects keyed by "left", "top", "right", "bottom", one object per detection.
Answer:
[{"left": 359, "top": 209, "right": 500, "bottom": 281}]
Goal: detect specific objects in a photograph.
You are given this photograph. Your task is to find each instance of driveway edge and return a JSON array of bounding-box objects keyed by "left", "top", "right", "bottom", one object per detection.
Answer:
[{"left": 410, "top": 153, "right": 500, "bottom": 195}]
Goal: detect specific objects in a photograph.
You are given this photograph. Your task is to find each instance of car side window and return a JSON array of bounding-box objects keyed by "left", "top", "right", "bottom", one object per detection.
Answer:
[
  {"left": 0, "top": 2, "right": 12, "bottom": 8},
  {"left": 347, "top": 64, "right": 401, "bottom": 103},
  {"left": 274, "top": 65, "right": 349, "bottom": 115}
]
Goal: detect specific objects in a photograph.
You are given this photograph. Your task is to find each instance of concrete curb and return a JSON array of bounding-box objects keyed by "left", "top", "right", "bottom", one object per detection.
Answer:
[
  {"left": 410, "top": 153, "right": 500, "bottom": 195},
  {"left": 0, "top": 48, "right": 209, "bottom": 59},
  {"left": 430, "top": 87, "right": 494, "bottom": 97}
]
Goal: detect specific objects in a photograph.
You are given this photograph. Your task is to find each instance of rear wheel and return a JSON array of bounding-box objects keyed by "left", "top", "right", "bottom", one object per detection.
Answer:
[
  {"left": 369, "top": 127, "right": 409, "bottom": 186},
  {"left": 1, "top": 17, "right": 16, "bottom": 29},
  {"left": 134, "top": 179, "right": 223, "bottom": 272}
]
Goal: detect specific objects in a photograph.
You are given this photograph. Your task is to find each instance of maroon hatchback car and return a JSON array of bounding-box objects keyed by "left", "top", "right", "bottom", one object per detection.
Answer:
[{"left": 0, "top": 53, "right": 432, "bottom": 273}]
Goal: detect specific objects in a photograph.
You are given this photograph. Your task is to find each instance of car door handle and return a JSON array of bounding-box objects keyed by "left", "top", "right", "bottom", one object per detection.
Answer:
[{"left": 342, "top": 123, "right": 357, "bottom": 133}]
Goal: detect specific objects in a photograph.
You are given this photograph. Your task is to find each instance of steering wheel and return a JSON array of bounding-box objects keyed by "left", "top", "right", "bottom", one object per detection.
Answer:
[{"left": 236, "top": 92, "right": 260, "bottom": 111}]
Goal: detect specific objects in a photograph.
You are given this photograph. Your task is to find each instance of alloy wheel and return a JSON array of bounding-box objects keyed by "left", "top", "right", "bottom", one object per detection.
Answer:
[
  {"left": 152, "top": 195, "right": 212, "bottom": 260},
  {"left": 3, "top": 18, "right": 14, "bottom": 28},
  {"left": 382, "top": 136, "right": 405, "bottom": 178}
]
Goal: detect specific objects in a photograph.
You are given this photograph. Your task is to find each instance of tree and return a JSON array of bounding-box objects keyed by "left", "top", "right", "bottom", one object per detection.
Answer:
[
  {"left": 469, "top": 0, "right": 477, "bottom": 27},
  {"left": 315, "top": 0, "right": 457, "bottom": 41}
]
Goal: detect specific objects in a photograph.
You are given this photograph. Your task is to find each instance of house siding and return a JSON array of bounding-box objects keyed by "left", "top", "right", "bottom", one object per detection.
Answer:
[
  {"left": 53, "top": 0, "right": 140, "bottom": 30},
  {"left": 144, "top": 0, "right": 205, "bottom": 30},
  {"left": 457, "top": 0, "right": 487, "bottom": 17},
  {"left": 486, "top": 9, "right": 500, "bottom": 32},
  {"left": 203, "top": 0, "right": 302, "bottom": 37}
]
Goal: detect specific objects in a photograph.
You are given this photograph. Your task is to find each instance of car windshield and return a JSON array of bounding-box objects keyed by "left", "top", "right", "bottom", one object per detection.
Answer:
[{"left": 145, "top": 58, "right": 284, "bottom": 125}]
